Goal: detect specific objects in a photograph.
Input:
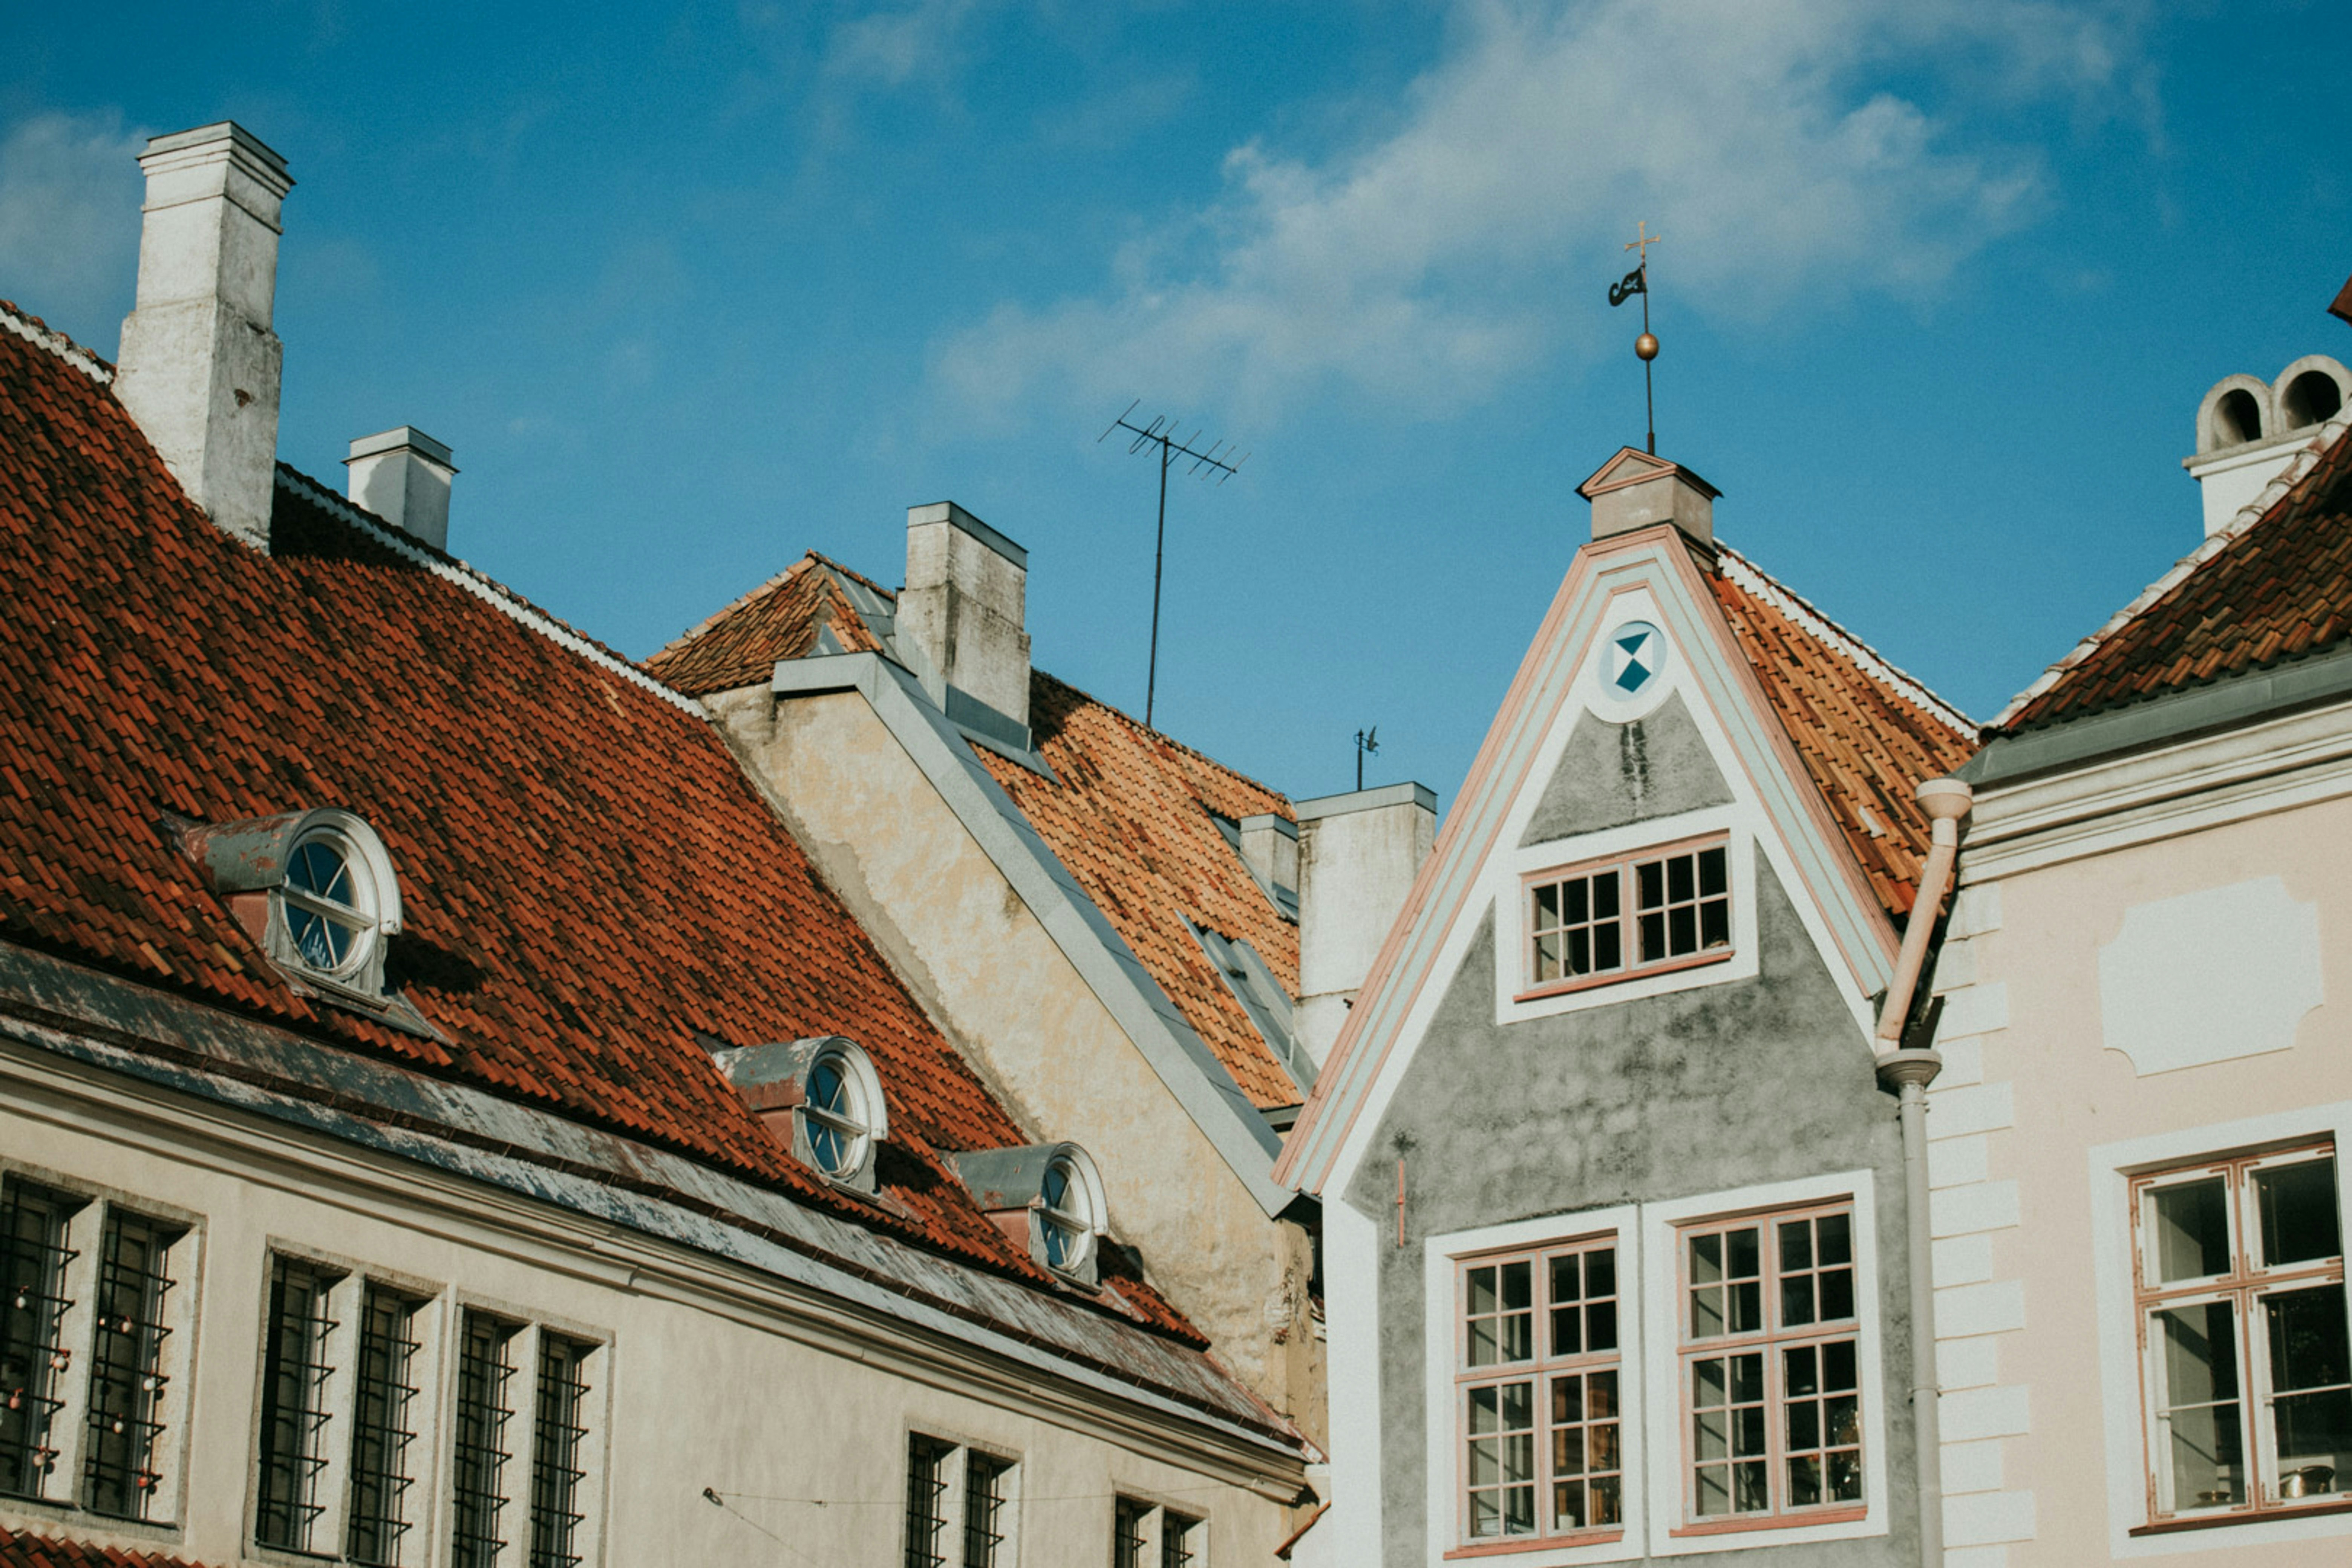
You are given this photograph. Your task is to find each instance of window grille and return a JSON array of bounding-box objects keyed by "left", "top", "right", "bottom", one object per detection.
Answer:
[
  {"left": 1524, "top": 837, "right": 1732, "bottom": 997},
  {"left": 0, "top": 1183, "right": 78, "bottom": 1501},
  {"left": 81, "top": 1211, "right": 182, "bottom": 1519},
  {"left": 255, "top": 1259, "right": 342, "bottom": 1551},
  {"left": 1458, "top": 1237, "right": 1623, "bottom": 1542},
  {"left": 1112, "top": 1496, "right": 1151, "bottom": 1568},
  {"left": 451, "top": 1313, "right": 518, "bottom": 1568},
  {"left": 530, "top": 1335, "right": 593, "bottom": 1568},
  {"left": 962, "top": 1452, "right": 1009, "bottom": 1568},
  {"left": 905, "top": 1433, "right": 952, "bottom": 1568},
  {"left": 1159, "top": 1510, "right": 1199, "bottom": 1568},
  {"left": 347, "top": 1286, "right": 425, "bottom": 1566}
]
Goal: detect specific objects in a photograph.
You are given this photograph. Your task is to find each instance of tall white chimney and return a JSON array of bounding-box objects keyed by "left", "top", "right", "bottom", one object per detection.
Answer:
[
  {"left": 900, "top": 501, "right": 1033, "bottom": 747},
  {"left": 1294, "top": 782, "right": 1438, "bottom": 1066},
  {"left": 345, "top": 427, "right": 457, "bottom": 550},
  {"left": 114, "top": 122, "right": 293, "bottom": 553}
]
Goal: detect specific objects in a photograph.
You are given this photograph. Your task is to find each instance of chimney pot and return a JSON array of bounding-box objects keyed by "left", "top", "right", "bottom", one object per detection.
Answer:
[
  {"left": 113, "top": 122, "right": 294, "bottom": 553},
  {"left": 345, "top": 427, "right": 457, "bottom": 550},
  {"left": 900, "top": 501, "right": 1033, "bottom": 747}
]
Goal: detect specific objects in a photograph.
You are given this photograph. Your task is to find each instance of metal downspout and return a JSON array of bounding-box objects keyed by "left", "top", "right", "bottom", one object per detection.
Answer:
[{"left": 1875, "top": 778, "right": 1972, "bottom": 1568}]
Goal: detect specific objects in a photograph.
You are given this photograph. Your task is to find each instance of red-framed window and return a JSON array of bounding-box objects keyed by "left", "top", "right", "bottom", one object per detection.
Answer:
[
  {"left": 1673, "top": 1202, "right": 1864, "bottom": 1534},
  {"left": 1452, "top": 1236, "right": 1624, "bottom": 1554},
  {"left": 2130, "top": 1142, "right": 2348, "bottom": 1531},
  {"left": 1522, "top": 837, "right": 1732, "bottom": 1000}
]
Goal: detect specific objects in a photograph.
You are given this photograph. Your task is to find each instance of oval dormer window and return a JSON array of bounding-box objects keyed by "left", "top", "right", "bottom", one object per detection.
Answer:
[
  {"left": 803, "top": 1043, "right": 877, "bottom": 1182},
  {"left": 1039, "top": 1150, "right": 1102, "bottom": 1277},
  {"left": 283, "top": 828, "right": 379, "bottom": 976}
]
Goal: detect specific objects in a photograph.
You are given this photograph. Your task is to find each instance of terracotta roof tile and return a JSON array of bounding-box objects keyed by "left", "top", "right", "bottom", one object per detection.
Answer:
[
  {"left": 2001, "top": 416, "right": 2352, "bottom": 731},
  {"left": 651, "top": 560, "right": 1307, "bottom": 1109},
  {"left": 0, "top": 305, "right": 1208, "bottom": 1352},
  {"left": 0, "top": 1524, "right": 212, "bottom": 1568},
  {"left": 1708, "top": 547, "right": 1977, "bottom": 920}
]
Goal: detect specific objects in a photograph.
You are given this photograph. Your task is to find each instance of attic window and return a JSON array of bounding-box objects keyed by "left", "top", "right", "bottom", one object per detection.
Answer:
[
  {"left": 1039, "top": 1155, "right": 1096, "bottom": 1275},
  {"left": 283, "top": 829, "right": 380, "bottom": 976},
  {"left": 946, "top": 1143, "right": 1110, "bottom": 1285},
  {"left": 1521, "top": 836, "right": 1733, "bottom": 1000},
  {"left": 710, "top": 1036, "right": 889, "bottom": 1195}
]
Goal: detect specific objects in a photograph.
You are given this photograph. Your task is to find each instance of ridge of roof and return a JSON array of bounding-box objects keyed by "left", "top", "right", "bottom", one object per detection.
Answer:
[
  {"left": 275, "top": 464, "right": 708, "bottom": 717},
  {"left": 648, "top": 558, "right": 810, "bottom": 666},
  {"left": 1029, "top": 667, "right": 1296, "bottom": 815},
  {"left": 1, "top": 298, "right": 113, "bottom": 384},
  {"left": 1716, "top": 543, "right": 1977, "bottom": 738},
  {"left": 1993, "top": 411, "right": 2352, "bottom": 732}
]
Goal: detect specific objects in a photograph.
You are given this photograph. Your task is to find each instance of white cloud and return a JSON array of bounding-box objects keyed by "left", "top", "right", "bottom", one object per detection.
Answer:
[
  {"left": 0, "top": 110, "right": 145, "bottom": 336},
  {"left": 824, "top": 0, "right": 985, "bottom": 86},
  {"left": 934, "top": 0, "right": 2141, "bottom": 423}
]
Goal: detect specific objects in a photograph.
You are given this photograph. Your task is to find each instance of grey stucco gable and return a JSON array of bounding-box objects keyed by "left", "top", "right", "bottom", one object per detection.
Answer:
[
  {"left": 1519, "top": 691, "right": 1734, "bottom": 847},
  {"left": 1345, "top": 860, "right": 1919, "bottom": 1566}
]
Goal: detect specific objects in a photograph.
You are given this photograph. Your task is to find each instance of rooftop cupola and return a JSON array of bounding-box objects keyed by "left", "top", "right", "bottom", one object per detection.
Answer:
[
  {"left": 2186, "top": 355, "right": 2352, "bottom": 536},
  {"left": 1577, "top": 447, "right": 1720, "bottom": 548},
  {"left": 899, "top": 501, "right": 1032, "bottom": 749},
  {"left": 114, "top": 122, "right": 294, "bottom": 553}
]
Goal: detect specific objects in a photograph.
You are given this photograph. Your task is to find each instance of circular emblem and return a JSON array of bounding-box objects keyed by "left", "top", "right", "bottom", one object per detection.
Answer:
[{"left": 1603, "top": 620, "right": 1664, "bottom": 699}]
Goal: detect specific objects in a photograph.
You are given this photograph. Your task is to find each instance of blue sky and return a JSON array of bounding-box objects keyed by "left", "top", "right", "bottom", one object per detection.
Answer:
[{"left": 4, "top": 2, "right": 2346, "bottom": 807}]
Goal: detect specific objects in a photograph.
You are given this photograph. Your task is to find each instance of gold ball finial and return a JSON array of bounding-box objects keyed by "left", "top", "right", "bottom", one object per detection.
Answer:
[{"left": 1635, "top": 332, "right": 1659, "bottom": 361}]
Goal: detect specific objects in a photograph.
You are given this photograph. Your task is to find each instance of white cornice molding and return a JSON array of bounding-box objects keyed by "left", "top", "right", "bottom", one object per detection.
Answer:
[{"left": 1961, "top": 698, "right": 2352, "bottom": 882}]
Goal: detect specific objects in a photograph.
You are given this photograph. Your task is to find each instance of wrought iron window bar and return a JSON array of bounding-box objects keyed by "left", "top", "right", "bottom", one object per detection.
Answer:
[
  {"left": 1113, "top": 1497, "right": 1151, "bottom": 1568},
  {"left": 962, "top": 1453, "right": 1009, "bottom": 1568},
  {"left": 0, "top": 1183, "right": 79, "bottom": 1502},
  {"left": 451, "top": 1313, "right": 518, "bottom": 1568},
  {"left": 1160, "top": 1511, "right": 1197, "bottom": 1568},
  {"left": 528, "top": 1335, "right": 592, "bottom": 1568},
  {"left": 347, "top": 1285, "right": 424, "bottom": 1566},
  {"left": 255, "top": 1259, "right": 341, "bottom": 1551},
  {"left": 81, "top": 1211, "right": 181, "bottom": 1520},
  {"left": 904, "top": 1433, "right": 952, "bottom": 1568}
]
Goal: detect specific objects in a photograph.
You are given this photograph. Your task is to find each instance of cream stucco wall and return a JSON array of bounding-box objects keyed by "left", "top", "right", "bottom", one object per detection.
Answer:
[
  {"left": 704, "top": 685, "right": 1323, "bottom": 1456},
  {"left": 0, "top": 1041, "right": 1304, "bottom": 1568},
  {"left": 1924, "top": 740, "right": 2352, "bottom": 1566}
]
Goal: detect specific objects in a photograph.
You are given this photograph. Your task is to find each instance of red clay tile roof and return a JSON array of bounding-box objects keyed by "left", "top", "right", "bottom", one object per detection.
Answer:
[
  {"left": 650, "top": 561, "right": 1307, "bottom": 1109},
  {"left": 1710, "top": 547, "right": 1978, "bottom": 920},
  {"left": 1999, "top": 416, "right": 2352, "bottom": 733},
  {"left": 0, "top": 1525, "right": 210, "bottom": 1568},
  {"left": 0, "top": 302, "right": 1207, "bottom": 1349}
]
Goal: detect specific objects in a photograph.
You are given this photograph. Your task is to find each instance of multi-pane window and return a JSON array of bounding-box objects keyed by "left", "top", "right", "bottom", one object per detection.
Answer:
[
  {"left": 908, "top": 1434, "right": 1018, "bottom": 1568},
  {"left": 906, "top": 1433, "right": 954, "bottom": 1568},
  {"left": 451, "top": 1312, "right": 520, "bottom": 1568},
  {"left": 82, "top": 1210, "right": 185, "bottom": 1520},
  {"left": 2132, "top": 1143, "right": 2349, "bottom": 1523},
  {"left": 1526, "top": 840, "right": 1731, "bottom": 993},
  {"left": 1679, "top": 1204, "right": 1862, "bottom": 1525},
  {"left": 255, "top": 1257, "right": 344, "bottom": 1552},
  {"left": 531, "top": 1335, "right": 594, "bottom": 1568},
  {"left": 963, "top": 1452, "right": 1010, "bottom": 1568},
  {"left": 0, "top": 1181, "right": 80, "bottom": 1502},
  {"left": 1457, "top": 1237, "right": 1623, "bottom": 1544},
  {"left": 348, "top": 1285, "right": 427, "bottom": 1566}
]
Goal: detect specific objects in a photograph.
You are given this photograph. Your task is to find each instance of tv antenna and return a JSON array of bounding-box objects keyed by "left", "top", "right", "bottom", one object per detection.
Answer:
[
  {"left": 1099, "top": 401, "right": 1246, "bottom": 730},
  {"left": 1608, "top": 220, "right": 1663, "bottom": 454},
  {"left": 1355, "top": 726, "right": 1380, "bottom": 792}
]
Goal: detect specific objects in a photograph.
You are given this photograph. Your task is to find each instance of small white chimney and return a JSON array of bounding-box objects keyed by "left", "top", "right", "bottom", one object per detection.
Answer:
[
  {"left": 114, "top": 122, "right": 294, "bottom": 553},
  {"left": 1577, "top": 447, "right": 1720, "bottom": 547},
  {"left": 2185, "top": 356, "right": 2351, "bottom": 537},
  {"left": 345, "top": 427, "right": 456, "bottom": 550},
  {"left": 900, "top": 501, "right": 1032, "bottom": 746},
  {"left": 1294, "top": 782, "right": 1438, "bottom": 1067}
]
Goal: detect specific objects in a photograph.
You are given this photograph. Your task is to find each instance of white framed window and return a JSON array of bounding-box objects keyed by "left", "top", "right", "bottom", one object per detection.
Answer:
[
  {"left": 1039, "top": 1151, "right": 1101, "bottom": 1279},
  {"left": 0, "top": 1167, "right": 199, "bottom": 1529},
  {"left": 904, "top": 1429, "right": 1022, "bottom": 1568},
  {"left": 712, "top": 1035, "right": 890, "bottom": 1195},
  {"left": 1521, "top": 836, "right": 1732, "bottom": 1000},
  {"left": 2129, "top": 1141, "right": 2348, "bottom": 1529},
  {"left": 946, "top": 1144, "right": 1110, "bottom": 1286}
]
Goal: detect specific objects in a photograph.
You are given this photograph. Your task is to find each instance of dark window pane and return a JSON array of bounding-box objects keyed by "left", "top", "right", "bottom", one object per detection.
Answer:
[
  {"left": 1731, "top": 1354, "right": 1764, "bottom": 1406},
  {"left": 1567, "top": 929, "right": 1591, "bottom": 976},
  {"left": 1821, "top": 1268, "right": 1855, "bottom": 1322},
  {"left": 1551, "top": 1376, "right": 1582, "bottom": 1426},
  {"left": 2256, "top": 1159, "right": 2342, "bottom": 1269},
  {"left": 1585, "top": 1248, "right": 1615, "bottom": 1300},
  {"left": 1700, "top": 899, "right": 1731, "bottom": 949},
  {"left": 1551, "top": 1308, "right": 1579, "bottom": 1357},
  {"left": 1551, "top": 1253, "right": 1581, "bottom": 1303},
  {"left": 1782, "top": 1276, "right": 1816, "bottom": 1327},
  {"left": 83, "top": 1212, "right": 182, "bottom": 1522},
  {"left": 2266, "top": 1285, "right": 2351, "bottom": 1394},
  {"left": 1788, "top": 1402, "right": 1820, "bottom": 1450},
  {"left": 1534, "top": 884, "right": 1560, "bottom": 927},
  {"left": 1779, "top": 1221, "right": 1813, "bottom": 1271},
  {"left": 1586, "top": 1299, "right": 1617, "bottom": 1353},
  {"left": 1639, "top": 913, "right": 1666, "bottom": 962},
  {"left": 1824, "top": 1339, "right": 1857, "bottom": 1391},
  {"left": 1668, "top": 855, "right": 1695, "bottom": 902},
  {"left": 2150, "top": 1179, "right": 2232, "bottom": 1283},
  {"left": 1637, "top": 862, "right": 1663, "bottom": 910},
  {"left": 1668, "top": 905, "right": 1696, "bottom": 954},
  {"left": 1563, "top": 880, "right": 1587, "bottom": 924},
  {"left": 1501, "top": 1262, "right": 1531, "bottom": 1312},
  {"left": 1593, "top": 871, "right": 1620, "bottom": 918},
  {"left": 1728, "top": 1228, "right": 1760, "bottom": 1279},
  {"left": 1588, "top": 1370, "right": 1617, "bottom": 1419},
  {"left": 1788, "top": 1454, "right": 1821, "bottom": 1506},
  {"left": 1817, "top": 1213, "right": 1852, "bottom": 1266},
  {"left": 1699, "top": 846, "right": 1727, "bottom": 896},
  {"left": 1785, "top": 1345, "right": 1818, "bottom": 1397},
  {"left": 1829, "top": 1450, "right": 1863, "bottom": 1502},
  {"left": 1594, "top": 923, "right": 1622, "bottom": 971}
]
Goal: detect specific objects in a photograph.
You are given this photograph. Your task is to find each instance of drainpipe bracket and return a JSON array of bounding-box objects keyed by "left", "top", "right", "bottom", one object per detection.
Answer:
[{"left": 1875, "top": 1047, "right": 1943, "bottom": 1093}]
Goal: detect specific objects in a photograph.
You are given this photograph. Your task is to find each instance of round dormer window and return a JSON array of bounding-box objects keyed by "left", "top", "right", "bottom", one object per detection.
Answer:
[
  {"left": 1039, "top": 1154, "right": 1097, "bottom": 1275},
  {"left": 803, "top": 1047, "right": 876, "bottom": 1181},
  {"left": 282, "top": 830, "right": 379, "bottom": 976}
]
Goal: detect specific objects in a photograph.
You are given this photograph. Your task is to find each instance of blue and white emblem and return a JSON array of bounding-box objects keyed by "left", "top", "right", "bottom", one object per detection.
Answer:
[{"left": 1603, "top": 620, "right": 1664, "bottom": 697}]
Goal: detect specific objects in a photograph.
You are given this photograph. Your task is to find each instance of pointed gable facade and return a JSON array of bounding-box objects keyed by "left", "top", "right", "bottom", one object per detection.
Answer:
[{"left": 1278, "top": 450, "right": 1973, "bottom": 1565}]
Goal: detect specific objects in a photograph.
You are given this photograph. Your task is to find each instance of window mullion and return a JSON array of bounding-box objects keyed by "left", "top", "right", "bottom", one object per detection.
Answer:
[
  {"left": 43, "top": 1197, "right": 98, "bottom": 1506},
  {"left": 314, "top": 1273, "right": 364, "bottom": 1558}
]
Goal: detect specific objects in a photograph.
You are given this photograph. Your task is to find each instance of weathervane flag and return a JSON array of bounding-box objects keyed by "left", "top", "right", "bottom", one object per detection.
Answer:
[{"left": 1608, "top": 265, "right": 1646, "bottom": 307}]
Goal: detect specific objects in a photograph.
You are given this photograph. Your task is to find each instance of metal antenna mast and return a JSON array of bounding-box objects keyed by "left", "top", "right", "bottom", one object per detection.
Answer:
[
  {"left": 1355, "top": 726, "right": 1380, "bottom": 791},
  {"left": 1098, "top": 401, "right": 1247, "bottom": 730}
]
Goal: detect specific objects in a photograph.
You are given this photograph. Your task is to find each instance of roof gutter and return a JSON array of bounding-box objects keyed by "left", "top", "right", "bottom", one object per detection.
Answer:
[{"left": 1871, "top": 776, "right": 1973, "bottom": 1568}]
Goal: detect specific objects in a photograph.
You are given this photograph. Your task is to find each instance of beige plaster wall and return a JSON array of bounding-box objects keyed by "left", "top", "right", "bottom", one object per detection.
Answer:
[
  {"left": 1928, "top": 792, "right": 2352, "bottom": 1565},
  {"left": 0, "top": 1050, "right": 1302, "bottom": 1568},
  {"left": 704, "top": 686, "right": 1322, "bottom": 1451}
]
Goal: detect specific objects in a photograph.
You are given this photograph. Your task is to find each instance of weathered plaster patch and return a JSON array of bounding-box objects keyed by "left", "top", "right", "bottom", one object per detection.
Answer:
[
  {"left": 1518, "top": 692, "right": 1733, "bottom": 846},
  {"left": 2096, "top": 876, "right": 2322, "bottom": 1075}
]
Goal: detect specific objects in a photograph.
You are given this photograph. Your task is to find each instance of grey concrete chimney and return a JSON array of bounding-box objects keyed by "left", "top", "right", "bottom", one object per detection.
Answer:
[
  {"left": 1294, "top": 782, "right": 1438, "bottom": 1067},
  {"left": 1577, "top": 447, "right": 1720, "bottom": 547},
  {"left": 345, "top": 427, "right": 456, "bottom": 550},
  {"left": 114, "top": 122, "right": 294, "bottom": 553},
  {"left": 900, "top": 501, "right": 1033, "bottom": 748},
  {"left": 1237, "top": 814, "right": 1299, "bottom": 906}
]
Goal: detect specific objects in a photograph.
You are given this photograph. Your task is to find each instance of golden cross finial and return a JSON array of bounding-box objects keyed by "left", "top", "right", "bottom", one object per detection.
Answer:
[{"left": 1624, "top": 220, "right": 1663, "bottom": 264}]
